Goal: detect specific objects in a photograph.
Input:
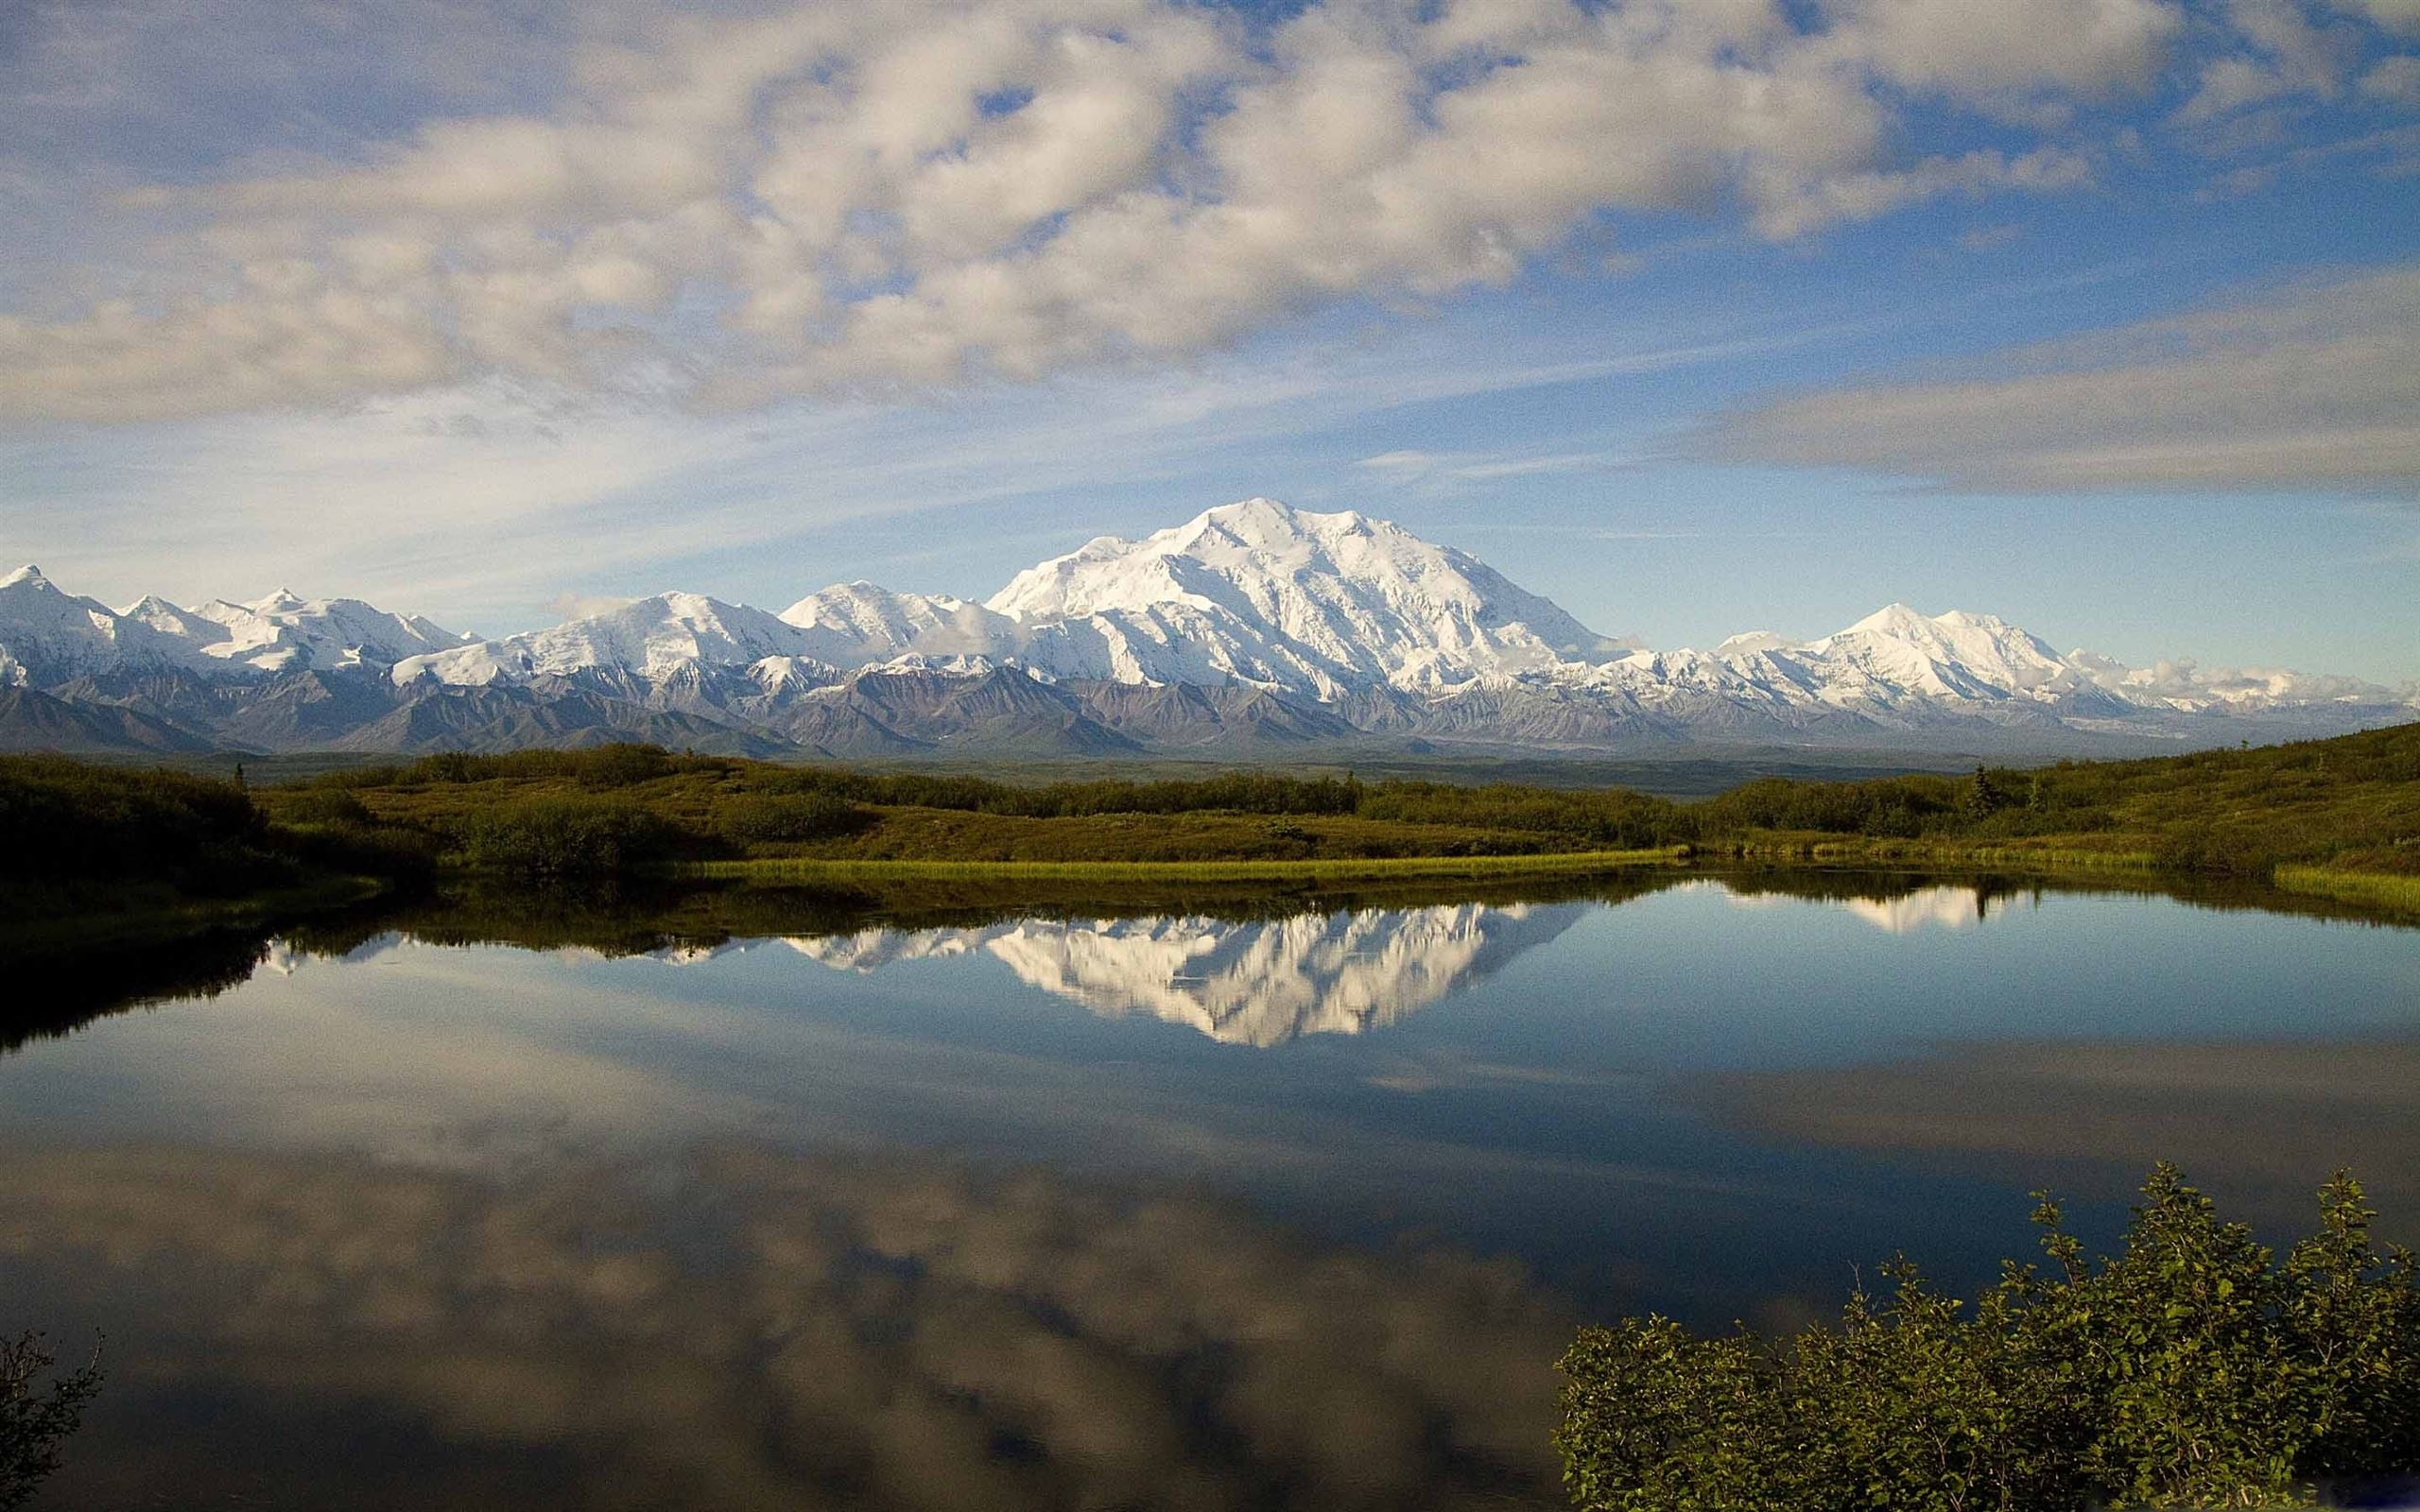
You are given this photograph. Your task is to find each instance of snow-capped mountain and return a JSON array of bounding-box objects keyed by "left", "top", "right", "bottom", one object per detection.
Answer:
[
  {"left": 4, "top": 498, "right": 2411, "bottom": 757},
  {"left": 985, "top": 497, "right": 1635, "bottom": 696},
  {"left": 777, "top": 583, "right": 1015, "bottom": 667},
  {"left": 395, "top": 593, "right": 802, "bottom": 685},
  {"left": 0, "top": 565, "right": 470, "bottom": 687}
]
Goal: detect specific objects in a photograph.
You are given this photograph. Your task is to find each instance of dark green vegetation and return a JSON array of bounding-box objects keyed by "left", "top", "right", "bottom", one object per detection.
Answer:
[
  {"left": 260, "top": 722, "right": 2416, "bottom": 889},
  {"left": 0, "top": 754, "right": 425, "bottom": 954},
  {"left": 4, "top": 722, "right": 2412, "bottom": 968},
  {"left": 114, "top": 744, "right": 1978, "bottom": 800},
  {"left": 1557, "top": 1168, "right": 2420, "bottom": 1511},
  {"left": 1, "top": 1332, "right": 100, "bottom": 1512}
]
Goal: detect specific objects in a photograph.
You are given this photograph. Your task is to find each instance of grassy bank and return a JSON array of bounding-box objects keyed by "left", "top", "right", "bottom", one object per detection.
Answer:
[
  {"left": 2273, "top": 864, "right": 2420, "bottom": 917},
  {"left": 683, "top": 846, "right": 1683, "bottom": 887},
  {"left": 1718, "top": 836, "right": 2162, "bottom": 874}
]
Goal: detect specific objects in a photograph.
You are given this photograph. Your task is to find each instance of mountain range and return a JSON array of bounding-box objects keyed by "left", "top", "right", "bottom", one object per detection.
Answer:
[{"left": 4, "top": 498, "right": 2411, "bottom": 760}]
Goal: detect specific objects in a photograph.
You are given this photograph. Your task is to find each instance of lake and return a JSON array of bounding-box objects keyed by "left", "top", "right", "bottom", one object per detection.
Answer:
[{"left": 3, "top": 872, "right": 2414, "bottom": 1510}]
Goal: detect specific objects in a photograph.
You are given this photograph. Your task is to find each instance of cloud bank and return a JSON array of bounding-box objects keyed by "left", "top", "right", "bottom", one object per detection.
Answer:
[
  {"left": 0, "top": 0, "right": 2204, "bottom": 421},
  {"left": 1701, "top": 266, "right": 2420, "bottom": 493}
]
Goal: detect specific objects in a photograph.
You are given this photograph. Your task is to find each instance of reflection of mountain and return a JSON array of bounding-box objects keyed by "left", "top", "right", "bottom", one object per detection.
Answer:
[
  {"left": 784, "top": 927, "right": 991, "bottom": 973},
  {"left": 785, "top": 903, "right": 1587, "bottom": 1046},
  {"left": 1841, "top": 885, "right": 2036, "bottom": 935}
]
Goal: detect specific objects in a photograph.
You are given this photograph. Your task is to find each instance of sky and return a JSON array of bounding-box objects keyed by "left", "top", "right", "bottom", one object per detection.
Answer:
[{"left": 0, "top": 0, "right": 2414, "bottom": 680}]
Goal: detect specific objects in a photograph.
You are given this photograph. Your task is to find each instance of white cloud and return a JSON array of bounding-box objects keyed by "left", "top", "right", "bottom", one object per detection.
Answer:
[
  {"left": 1701, "top": 266, "right": 2420, "bottom": 494},
  {"left": 1819, "top": 0, "right": 2184, "bottom": 118},
  {"left": 2175, "top": 0, "right": 2364, "bottom": 125},
  {"left": 2329, "top": 0, "right": 2420, "bottom": 33},
  {"left": 0, "top": 0, "right": 2172, "bottom": 423},
  {"left": 2363, "top": 53, "right": 2420, "bottom": 102}
]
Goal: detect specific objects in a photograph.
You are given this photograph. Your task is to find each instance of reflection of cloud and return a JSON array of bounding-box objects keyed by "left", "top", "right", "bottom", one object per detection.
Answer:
[
  {"left": 1687, "top": 1040, "right": 2420, "bottom": 1231},
  {"left": 0, "top": 1141, "right": 1573, "bottom": 1511},
  {"left": 1713, "top": 881, "right": 2031, "bottom": 934},
  {"left": 784, "top": 904, "right": 1587, "bottom": 1046}
]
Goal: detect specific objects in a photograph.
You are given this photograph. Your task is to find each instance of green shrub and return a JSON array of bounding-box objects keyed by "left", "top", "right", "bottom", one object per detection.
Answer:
[
  {"left": 454, "top": 799, "right": 673, "bottom": 880},
  {"left": 712, "top": 792, "right": 863, "bottom": 844},
  {"left": 270, "top": 788, "right": 373, "bottom": 829},
  {"left": 2, "top": 1330, "right": 101, "bottom": 1510},
  {"left": 1556, "top": 1166, "right": 2420, "bottom": 1511},
  {"left": 2153, "top": 824, "right": 2283, "bottom": 877},
  {"left": 571, "top": 743, "right": 675, "bottom": 790},
  {"left": 0, "top": 755, "right": 286, "bottom": 894}
]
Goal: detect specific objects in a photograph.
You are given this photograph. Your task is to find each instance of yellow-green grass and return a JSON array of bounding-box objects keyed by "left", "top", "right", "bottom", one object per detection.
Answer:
[
  {"left": 1709, "top": 833, "right": 2164, "bottom": 874},
  {"left": 681, "top": 847, "right": 1686, "bottom": 887},
  {"left": 2273, "top": 865, "right": 2420, "bottom": 917}
]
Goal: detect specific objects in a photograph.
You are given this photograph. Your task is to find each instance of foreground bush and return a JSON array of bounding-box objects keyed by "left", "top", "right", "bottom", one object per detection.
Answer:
[
  {"left": 711, "top": 791, "right": 864, "bottom": 844},
  {"left": 0, "top": 755, "right": 283, "bottom": 892},
  {"left": 2, "top": 1331, "right": 100, "bottom": 1511},
  {"left": 1556, "top": 1167, "right": 2420, "bottom": 1510},
  {"left": 453, "top": 799, "right": 674, "bottom": 880}
]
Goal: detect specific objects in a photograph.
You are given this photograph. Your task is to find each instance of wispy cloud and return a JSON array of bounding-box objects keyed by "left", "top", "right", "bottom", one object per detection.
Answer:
[
  {"left": 1699, "top": 266, "right": 2420, "bottom": 496},
  {"left": 1356, "top": 448, "right": 1627, "bottom": 485}
]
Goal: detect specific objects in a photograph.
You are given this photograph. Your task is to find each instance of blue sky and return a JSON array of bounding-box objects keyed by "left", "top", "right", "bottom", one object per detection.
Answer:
[{"left": 1, "top": 0, "right": 2414, "bottom": 679}]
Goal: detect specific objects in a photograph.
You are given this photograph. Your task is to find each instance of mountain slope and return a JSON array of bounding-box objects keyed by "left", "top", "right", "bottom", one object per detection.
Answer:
[{"left": 0, "top": 686, "right": 215, "bottom": 753}]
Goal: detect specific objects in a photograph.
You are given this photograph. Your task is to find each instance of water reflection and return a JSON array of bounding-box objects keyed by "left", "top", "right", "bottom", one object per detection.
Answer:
[
  {"left": 1, "top": 1140, "right": 1572, "bottom": 1512},
  {"left": 1841, "top": 884, "right": 2034, "bottom": 934},
  {"left": 8, "top": 868, "right": 2399, "bottom": 1056},
  {"left": 778, "top": 903, "right": 1587, "bottom": 1046},
  {"left": 1687, "top": 1039, "right": 2420, "bottom": 1227}
]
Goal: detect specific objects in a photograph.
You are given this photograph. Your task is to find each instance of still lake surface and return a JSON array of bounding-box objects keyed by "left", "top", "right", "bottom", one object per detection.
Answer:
[{"left": 3, "top": 873, "right": 2415, "bottom": 1510}]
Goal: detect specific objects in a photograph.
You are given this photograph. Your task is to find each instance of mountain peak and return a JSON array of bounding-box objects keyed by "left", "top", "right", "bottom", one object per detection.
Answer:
[
  {"left": 1184, "top": 497, "right": 1382, "bottom": 546},
  {"left": 1714, "top": 629, "right": 1792, "bottom": 658},
  {"left": 2, "top": 564, "right": 51, "bottom": 591},
  {"left": 1198, "top": 495, "right": 1299, "bottom": 525},
  {"left": 1842, "top": 602, "right": 1932, "bottom": 636}
]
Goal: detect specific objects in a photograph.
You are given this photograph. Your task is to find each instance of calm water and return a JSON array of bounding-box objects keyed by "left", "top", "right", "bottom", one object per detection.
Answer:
[{"left": 3, "top": 875, "right": 2414, "bottom": 1510}]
